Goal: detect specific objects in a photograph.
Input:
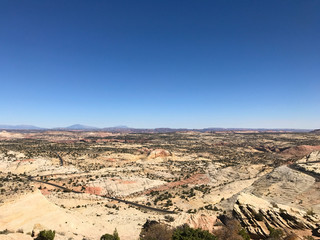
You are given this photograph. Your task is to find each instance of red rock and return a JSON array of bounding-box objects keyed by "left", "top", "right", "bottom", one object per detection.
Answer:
[
  {"left": 85, "top": 186, "right": 102, "bottom": 195},
  {"left": 281, "top": 145, "right": 320, "bottom": 157}
]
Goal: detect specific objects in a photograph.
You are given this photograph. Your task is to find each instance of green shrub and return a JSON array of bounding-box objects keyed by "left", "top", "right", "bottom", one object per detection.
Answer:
[
  {"left": 100, "top": 228, "right": 120, "bottom": 240},
  {"left": 303, "top": 236, "right": 315, "bottom": 240},
  {"left": 140, "top": 222, "right": 173, "bottom": 240},
  {"left": 253, "top": 211, "right": 264, "bottom": 221},
  {"left": 306, "top": 208, "right": 315, "bottom": 216},
  {"left": 267, "top": 227, "right": 283, "bottom": 240},
  {"left": 239, "top": 228, "right": 250, "bottom": 240},
  {"left": 0, "top": 229, "right": 13, "bottom": 235},
  {"left": 36, "top": 230, "right": 55, "bottom": 240},
  {"left": 172, "top": 224, "right": 218, "bottom": 240},
  {"left": 113, "top": 228, "right": 120, "bottom": 240},
  {"left": 213, "top": 219, "right": 246, "bottom": 240},
  {"left": 164, "top": 215, "right": 175, "bottom": 222},
  {"left": 100, "top": 234, "right": 114, "bottom": 240}
]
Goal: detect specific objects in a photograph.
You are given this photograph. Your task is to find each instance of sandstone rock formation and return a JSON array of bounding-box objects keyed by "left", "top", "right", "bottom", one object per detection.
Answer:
[
  {"left": 174, "top": 212, "right": 217, "bottom": 232},
  {"left": 147, "top": 149, "right": 172, "bottom": 159},
  {"left": 233, "top": 192, "right": 319, "bottom": 239},
  {"left": 293, "top": 151, "right": 320, "bottom": 177},
  {"left": 0, "top": 190, "right": 99, "bottom": 240},
  {"left": 297, "top": 151, "right": 320, "bottom": 163},
  {"left": 281, "top": 145, "right": 320, "bottom": 158}
]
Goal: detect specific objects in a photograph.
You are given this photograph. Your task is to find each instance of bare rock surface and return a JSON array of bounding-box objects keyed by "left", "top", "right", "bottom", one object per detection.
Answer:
[
  {"left": 297, "top": 151, "right": 320, "bottom": 163},
  {"left": 247, "top": 166, "right": 316, "bottom": 207},
  {"left": 0, "top": 190, "right": 100, "bottom": 240},
  {"left": 294, "top": 151, "right": 320, "bottom": 176},
  {"left": 233, "top": 192, "right": 319, "bottom": 238},
  {"left": 87, "top": 177, "right": 167, "bottom": 196},
  {"left": 174, "top": 212, "right": 217, "bottom": 232},
  {"left": 0, "top": 233, "right": 32, "bottom": 240},
  {"left": 147, "top": 149, "right": 172, "bottom": 159},
  {"left": 0, "top": 190, "right": 157, "bottom": 240},
  {"left": 282, "top": 145, "right": 320, "bottom": 158}
]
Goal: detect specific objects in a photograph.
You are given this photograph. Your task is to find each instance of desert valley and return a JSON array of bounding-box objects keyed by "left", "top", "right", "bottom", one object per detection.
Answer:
[{"left": 0, "top": 129, "right": 319, "bottom": 239}]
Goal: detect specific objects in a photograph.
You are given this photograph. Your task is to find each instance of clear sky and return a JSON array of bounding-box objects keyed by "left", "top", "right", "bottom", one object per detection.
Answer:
[{"left": 0, "top": 1, "right": 319, "bottom": 129}]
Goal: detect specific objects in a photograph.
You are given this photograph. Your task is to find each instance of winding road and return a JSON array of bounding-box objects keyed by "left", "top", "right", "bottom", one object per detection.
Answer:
[{"left": 24, "top": 175, "right": 176, "bottom": 214}]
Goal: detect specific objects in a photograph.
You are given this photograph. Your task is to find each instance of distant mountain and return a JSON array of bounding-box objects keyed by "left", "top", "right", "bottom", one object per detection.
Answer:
[
  {"left": 0, "top": 124, "right": 313, "bottom": 133},
  {"left": 101, "top": 126, "right": 131, "bottom": 132},
  {"left": 113, "top": 125, "right": 129, "bottom": 129},
  {"left": 64, "top": 124, "right": 130, "bottom": 130},
  {"left": 311, "top": 129, "right": 320, "bottom": 134},
  {"left": 201, "top": 128, "right": 311, "bottom": 133},
  {"left": 0, "top": 125, "right": 44, "bottom": 130},
  {"left": 65, "top": 124, "right": 100, "bottom": 130}
]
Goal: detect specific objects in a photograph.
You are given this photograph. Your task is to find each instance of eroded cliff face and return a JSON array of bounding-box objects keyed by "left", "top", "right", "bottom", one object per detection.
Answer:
[
  {"left": 231, "top": 156, "right": 320, "bottom": 239},
  {"left": 174, "top": 212, "right": 218, "bottom": 232},
  {"left": 294, "top": 151, "right": 320, "bottom": 176},
  {"left": 233, "top": 192, "right": 319, "bottom": 239},
  {"left": 297, "top": 151, "right": 320, "bottom": 163}
]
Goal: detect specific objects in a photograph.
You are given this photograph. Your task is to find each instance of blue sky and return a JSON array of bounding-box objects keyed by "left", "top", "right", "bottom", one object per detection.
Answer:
[{"left": 0, "top": 0, "right": 319, "bottom": 128}]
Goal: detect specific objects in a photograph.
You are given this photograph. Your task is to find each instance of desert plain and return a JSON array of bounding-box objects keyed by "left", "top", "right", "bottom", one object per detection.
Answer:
[{"left": 0, "top": 129, "right": 320, "bottom": 239}]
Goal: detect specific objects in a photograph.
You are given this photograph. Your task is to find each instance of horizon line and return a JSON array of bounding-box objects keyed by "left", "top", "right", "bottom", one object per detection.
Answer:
[{"left": 0, "top": 124, "right": 315, "bottom": 131}]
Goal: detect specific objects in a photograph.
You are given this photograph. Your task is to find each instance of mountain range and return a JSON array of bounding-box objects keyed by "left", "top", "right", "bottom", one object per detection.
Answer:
[
  {"left": 0, "top": 124, "right": 313, "bottom": 133},
  {"left": 0, "top": 125, "right": 43, "bottom": 130},
  {"left": 0, "top": 124, "right": 127, "bottom": 130}
]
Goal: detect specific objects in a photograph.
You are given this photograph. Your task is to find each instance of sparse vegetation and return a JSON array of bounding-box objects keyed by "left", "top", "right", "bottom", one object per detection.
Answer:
[
  {"left": 100, "top": 228, "right": 120, "bottom": 240},
  {"left": 306, "top": 208, "right": 315, "bottom": 216},
  {"left": 172, "top": 224, "right": 217, "bottom": 240},
  {"left": 303, "top": 236, "right": 315, "bottom": 240},
  {"left": 267, "top": 226, "right": 283, "bottom": 240},
  {"left": 140, "top": 221, "right": 173, "bottom": 240},
  {"left": 35, "top": 230, "right": 55, "bottom": 240},
  {"left": 0, "top": 131, "right": 320, "bottom": 239},
  {"left": 213, "top": 219, "right": 248, "bottom": 240}
]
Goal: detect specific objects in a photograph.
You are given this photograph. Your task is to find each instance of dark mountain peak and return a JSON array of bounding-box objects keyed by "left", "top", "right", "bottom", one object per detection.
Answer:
[{"left": 311, "top": 129, "right": 320, "bottom": 134}]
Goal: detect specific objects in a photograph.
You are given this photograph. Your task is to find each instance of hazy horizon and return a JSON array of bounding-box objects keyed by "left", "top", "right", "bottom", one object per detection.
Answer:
[
  {"left": 1, "top": 1, "right": 319, "bottom": 129},
  {"left": 0, "top": 123, "right": 315, "bottom": 130}
]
